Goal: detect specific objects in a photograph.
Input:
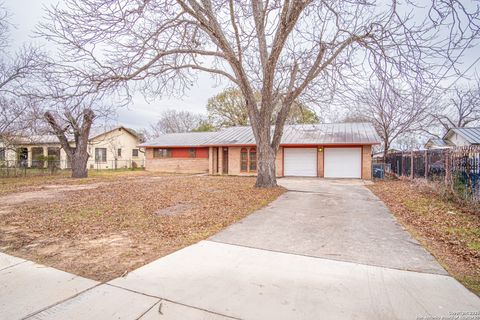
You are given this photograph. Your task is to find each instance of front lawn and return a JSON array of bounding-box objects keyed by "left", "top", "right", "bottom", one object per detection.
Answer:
[
  {"left": 368, "top": 180, "right": 480, "bottom": 295},
  {"left": 0, "top": 173, "right": 284, "bottom": 281}
]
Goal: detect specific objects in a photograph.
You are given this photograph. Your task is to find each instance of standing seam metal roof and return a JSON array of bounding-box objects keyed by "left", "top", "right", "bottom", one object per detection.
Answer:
[
  {"left": 141, "top": 123, "right": 381, "bottom": 147},
  {"left": 450, "top": 127, "right": 480, "bottom": 144}
]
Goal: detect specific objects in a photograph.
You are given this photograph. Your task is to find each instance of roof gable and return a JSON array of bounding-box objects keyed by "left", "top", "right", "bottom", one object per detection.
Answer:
[{"left": 444, "top": 127, "right": 480, "bottom": 145}]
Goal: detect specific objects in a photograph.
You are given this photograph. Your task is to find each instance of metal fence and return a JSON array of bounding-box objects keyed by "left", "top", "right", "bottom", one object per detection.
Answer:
[
  {"left": 381, "top": 146, "right": 480, "bottom": 202},
  {"left": 0, "top": 159, "right": 145, "bottom": 178}
]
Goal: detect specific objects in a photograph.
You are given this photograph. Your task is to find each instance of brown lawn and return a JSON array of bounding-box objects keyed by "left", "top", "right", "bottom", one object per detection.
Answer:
[
  {"left": 368, "top": 180, "right": 480, "bottom": 295},
  {"left": 0, "top": 172, "right": 284, "bottom": 281}
]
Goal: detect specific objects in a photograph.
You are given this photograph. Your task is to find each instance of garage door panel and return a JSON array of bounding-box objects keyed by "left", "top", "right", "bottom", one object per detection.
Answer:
[
  {"left": 324, "top": 147, "right": 361, "bottom": 178},
  {"left": 284, "top": 148, "right": 317, "bottom": 177}
]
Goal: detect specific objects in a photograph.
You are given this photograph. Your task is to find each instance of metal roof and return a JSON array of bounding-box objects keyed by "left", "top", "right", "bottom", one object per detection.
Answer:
[
  {"left": 448, "top": 127, "right": 480, "bottom": 145},
  {"left": 424, "top": 138, "right": 451, "bottom": 149},
  {"left": 13, "top": 126, "right": 140, "bottom": 145},
  {"left": 139, "top": 131, "right": 218, "bottom": 147},
  {"left": 142, "top": 123, "right": 381, "bottom": 147}
]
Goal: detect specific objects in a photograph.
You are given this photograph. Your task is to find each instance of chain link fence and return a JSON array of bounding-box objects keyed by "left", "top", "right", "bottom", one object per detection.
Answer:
[{"left": 0, "top": 159, "right": 145, "bottom": 178}]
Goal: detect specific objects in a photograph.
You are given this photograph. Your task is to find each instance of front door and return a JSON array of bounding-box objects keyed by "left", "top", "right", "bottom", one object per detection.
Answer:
[{"left": 222, "top": 148, "right": 228, "bottom": 174}]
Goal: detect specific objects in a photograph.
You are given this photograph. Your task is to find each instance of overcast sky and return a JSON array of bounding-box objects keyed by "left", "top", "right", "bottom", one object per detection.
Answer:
[
  {"left": 3, "top": 0, "right": 480, "bottom": 131},
  {"left": 3, "top": 0, "right": 222, "bottom": 130}
]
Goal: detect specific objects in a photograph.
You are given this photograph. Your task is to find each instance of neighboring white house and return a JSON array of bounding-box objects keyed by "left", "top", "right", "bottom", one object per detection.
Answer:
[
  {"left": 0, "top": 126, "right": 145, "bottom": 170},
  {"left": 425, "top": 127, "right": 480, "bottom": 149}
]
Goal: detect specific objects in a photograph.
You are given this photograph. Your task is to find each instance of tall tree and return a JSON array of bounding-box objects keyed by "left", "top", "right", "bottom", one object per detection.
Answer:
[
  {"left": 207, "top": 88, "right": 249, "bottom": 127},
  {"left": 207, "top": 88, "right": 319, "bottom": 127},
  {"left": 33, "top": 65, "right": 115, "bottom": 178},
  {"left": 348, "top": 80, "right": 431, "bottom": 159},
  {"left": 39, "top": 1, "right": 480, "bottom": 187}
]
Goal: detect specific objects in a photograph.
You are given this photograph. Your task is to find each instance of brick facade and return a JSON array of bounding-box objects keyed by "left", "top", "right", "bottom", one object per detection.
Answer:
[
  {"left": 361, "top": 145, "right": 372, "bottom": 180},
  {"left": 147, "top": 144, "right": 373, "bottom": 179},
  {"left": 145, "top": 148, "right": 209, "bottom": 173}
]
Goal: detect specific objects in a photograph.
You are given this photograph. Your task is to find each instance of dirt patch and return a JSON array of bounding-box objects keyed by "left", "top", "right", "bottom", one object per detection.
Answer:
[
  {"left": 154, "top": 203, "right": 193, "bottom": 216},
  {"left": 0, "top": 183, "right": 104, "bottom": 206},
  {"left": 368, "top": 180, "right": 480, "bottom": 295},
  {"left": 0, "top": 173, "right": 285, "bottom": 281}
]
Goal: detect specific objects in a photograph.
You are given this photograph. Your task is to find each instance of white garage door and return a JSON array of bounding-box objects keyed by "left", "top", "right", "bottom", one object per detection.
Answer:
[
  {"left": 324, "top": 147, "right": 362, "bottom": 178},
  {"left": 284, "top": 148, "right": 317, "bottom": 176}
]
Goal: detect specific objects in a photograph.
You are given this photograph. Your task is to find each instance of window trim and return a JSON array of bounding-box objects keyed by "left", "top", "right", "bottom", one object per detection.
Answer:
[
  {"left": 153, "top": 148, "right": 172, "bottom": 158},
  {"left": 249, "top": 148, "right": 257, "bottom": 172},
  {"left": 95, "top": 148, "right": 107, "bottom": 163},
  {"left": 240, "top": 147, "right": 257, "bottom": 173},
  {"left": 240, "top": 148, "right": 248, "bottom": 172},
  {"left": 132, "top": 149, "right": 139, "bottom": 157}
]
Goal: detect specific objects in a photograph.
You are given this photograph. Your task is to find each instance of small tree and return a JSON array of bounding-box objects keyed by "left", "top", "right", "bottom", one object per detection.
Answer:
[
  {"left": 44, "top": 106, "right": 95, "bottom": 178},
  {"left": 150, "top": 109, "right": 205, "bottom": 136},
  {"left": 431, "top": 83, "right": 480, "bottom": 133}
]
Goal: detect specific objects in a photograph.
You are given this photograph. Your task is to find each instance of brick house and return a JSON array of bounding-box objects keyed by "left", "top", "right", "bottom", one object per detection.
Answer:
[{"left": 141, "top": 123, "right": 381, "bottom": 179}]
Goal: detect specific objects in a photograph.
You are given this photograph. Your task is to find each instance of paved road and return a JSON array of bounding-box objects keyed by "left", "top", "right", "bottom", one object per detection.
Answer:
[{"left": 2, "top": 178, "right": 480, "bottom": 319}]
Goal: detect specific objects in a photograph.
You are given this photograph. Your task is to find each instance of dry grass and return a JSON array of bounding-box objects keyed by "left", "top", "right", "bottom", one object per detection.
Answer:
[
  {"left": 368, "top": 180, "right": 480, "bottom": 295},
  {"left": 0, "top": 173, "right": 284, "bottom": 281}
]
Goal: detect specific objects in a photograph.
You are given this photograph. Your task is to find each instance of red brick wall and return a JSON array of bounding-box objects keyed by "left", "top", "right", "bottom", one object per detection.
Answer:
[
  {"left": 145, "top": 148, "right": 209, "bottom": 173},
  {"left": 169, "top": 147, "right": 209, "bottom": 158}
]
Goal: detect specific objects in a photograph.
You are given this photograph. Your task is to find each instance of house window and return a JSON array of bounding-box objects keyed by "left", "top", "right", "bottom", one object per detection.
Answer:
[
  {"left": 0, "top": 148, "right": 5, "bottom": 161},
  {"left": 249, "top": 148, "right": 257, "bottom": 171},
  {"left": 117, "top": 148, "right": 122, "bottom": 157},
  {"left": 189, "top": 148, "right": 196, "bottom": 158},
  {"left": 240, "top": 148, "right": 248, "bottom": 172},
  {"left": 240, "top": 147, "right": 257, "bottom": 172},
  {"left": 132, "top": 149, "right": 139, "bottom": 157},
  {"left": 153, "top": 148, "right": 172, "bottom": 158},
  {"left": 95, "top": 148, "right": 107, "bottom": 162}
]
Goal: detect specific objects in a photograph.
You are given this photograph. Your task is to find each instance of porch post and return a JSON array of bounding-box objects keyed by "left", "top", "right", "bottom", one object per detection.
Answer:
[
  {"left": 43, "top": 146, "right": 48, "bottom": 168},
  {"left": 410, "top": 150, "right": 414, "bottom": 179},
  {"left": 218, "top": 147, "right": 224, "bottom": 175},
  {"left": 208, "top": 147, "right": 213, "bottom": 175},
  {"left": 27, "top": 147, "right": 32, "bottom": 167}
]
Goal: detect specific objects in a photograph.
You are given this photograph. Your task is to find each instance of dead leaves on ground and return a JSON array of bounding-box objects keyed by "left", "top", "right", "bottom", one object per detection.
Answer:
[
  {"left": 368, "top": 180, "right": 480, "bottom": 294},
  {"left": 0, "top": 174, "right": 285, "bottom": 281}
]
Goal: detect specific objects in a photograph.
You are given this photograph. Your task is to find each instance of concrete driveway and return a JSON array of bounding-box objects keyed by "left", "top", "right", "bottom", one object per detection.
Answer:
[
  {"left": 3, "top": 178, "right": 480, "bottom": 319},
  {"left": 213, "top": 178, "right": 445, "bottom": 274}
]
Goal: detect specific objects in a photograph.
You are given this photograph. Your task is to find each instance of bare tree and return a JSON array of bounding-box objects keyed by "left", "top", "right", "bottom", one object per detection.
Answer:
[
  {"left": 347, "top": 80, "right": 431, "bottom": 159},
  {"left": 44, "top": 102, "right": 95, "bottom": 178},
  {"left": 0, "top": 4, "right": 49, "bottom": 146},
  {"left": 431, "top": 83, "right": 480, "bottom": 133},
  {"left": 39, "top": 1, "right": 480, "bottom": 187},
  {"left": 150, "top": 109, "right": 205, "bottom": 136}
]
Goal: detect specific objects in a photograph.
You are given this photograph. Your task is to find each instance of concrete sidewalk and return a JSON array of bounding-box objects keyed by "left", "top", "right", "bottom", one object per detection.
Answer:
[
  {"left": 2, "top": 178, "right": 480, "bottom": 319},
  {"left": 0, "top": 253, "right": 97, "bottom": 319},
  {"left": 109, "top": 240, "right": 480, "bottom": 320}
]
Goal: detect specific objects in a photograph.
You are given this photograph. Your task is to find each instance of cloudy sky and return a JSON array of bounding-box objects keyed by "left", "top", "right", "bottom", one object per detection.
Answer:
[
  {"left": 3, "top": 1, "right": 480, "bottom": 131},
  {"left": 3, "top": 0, "right": 222, "bottom": 130}
]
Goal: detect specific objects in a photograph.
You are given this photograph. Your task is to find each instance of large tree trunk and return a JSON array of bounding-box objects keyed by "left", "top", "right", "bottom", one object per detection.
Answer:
[
  {"left": 70, "top": 152, "right": 89, "bottom": 178},
  {"left": 255, "top": 140, "right": 277, "bottom": 188}
]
